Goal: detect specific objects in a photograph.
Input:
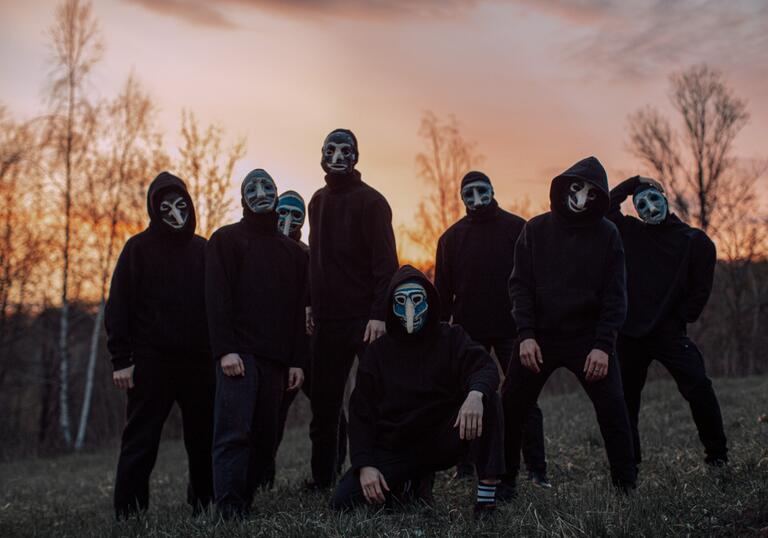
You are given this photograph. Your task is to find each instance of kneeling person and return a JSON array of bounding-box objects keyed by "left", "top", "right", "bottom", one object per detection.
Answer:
[{"left": 331, "top": 266, "right": 505, "bottom": 517}]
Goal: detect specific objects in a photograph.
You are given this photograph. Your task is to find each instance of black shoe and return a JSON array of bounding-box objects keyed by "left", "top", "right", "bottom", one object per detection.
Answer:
[
  {"left": 528, "top": 471, "right": 552, "bottom": 489},
  {"left": 473, "top": 502, "right": 497, "bottom": 521},
  {"left": 453, "top": 463, "right": 475, "bottom": 480},
  {"left": 495, "top": 480, "right": 517, "bottom": 503}
]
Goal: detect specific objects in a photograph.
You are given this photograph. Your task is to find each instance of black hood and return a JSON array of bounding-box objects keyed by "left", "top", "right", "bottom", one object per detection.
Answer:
[
  {"left": 146, "top": 171, "right": 196, "bottom": 239},
  {"left": 550, "top": 156, "right": 609, "bottom": 223},
  {"left": 385, "top": 265, "right": 441, "bottom": 340}
]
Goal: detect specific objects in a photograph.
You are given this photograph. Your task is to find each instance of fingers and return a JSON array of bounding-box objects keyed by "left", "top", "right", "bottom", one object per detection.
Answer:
[
  {"left": 371, "top": 479, "right": 385, "bottom": 503},
  {"left": 363, "top": 324, "right": 372, "bottom": 343},
  {"left": 380, "top": 474, "right": 390, "bottom": 492},
  {"left": 127, "top": 373, "right": 134, "bottom": 389},
  {"left": 534, "top": 344, "right": 543, "bottom": 365},
  {"left": 476, "top": 411, "right": 483, "bottom": 438},
  {"left": 459, "top": 413, "right": 467, "bottom": 440},
  {"left": 236, "top": 358, "right": 245, "bottom": 376}
]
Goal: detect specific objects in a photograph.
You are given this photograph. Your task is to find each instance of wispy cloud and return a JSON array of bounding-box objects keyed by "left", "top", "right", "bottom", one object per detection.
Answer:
[{"left": 126, "top": 0, "right": 239, "bottom": 28}]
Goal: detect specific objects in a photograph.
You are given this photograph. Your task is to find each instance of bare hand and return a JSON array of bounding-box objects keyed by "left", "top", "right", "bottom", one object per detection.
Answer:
[
  {"left": 584, "top": 349, "right": 609, "bottom": 382},
  {"left": 359, "top": 466, "right": 389, "bottom": 504},
  {"left": 453, "top": 390, "right": 484, "bottom": 440},
  {"left": 637, "top": 175, "right": 664, "bottom": 193},
  {"left": 287, "top": 367, "right": 304, "bottom": 391},
  {"left": 363, "top": 319, "right": 386, "bottom": 343},
  {"left": 520, "top": 338, "right": 543, "bottom": 373},
  {"left": 305, "top": 307, "right": 315, "bottom": 336},
  {"left": 113, "top": 365, "right": 135, "bottom": 390},
  {"left": 221, "top": 353, "right": 245, "bottom": 377}
]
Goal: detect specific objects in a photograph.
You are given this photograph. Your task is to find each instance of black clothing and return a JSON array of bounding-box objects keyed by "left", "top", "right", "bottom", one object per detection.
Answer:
[
  {"left": 509, "top": 156, "right": 627, "bottom": 354},
  {"left": 205, "top": 210, "right": 308, "bottom": 367},
  {"left": 113, "top": 360, "right": 215, "bottom": 516},
  {"left": 461, "top": 170, "right": 492, "bottom": 188},
  {"left": 608, "top": 176, "right": 717, "bottom": 338},
  {"left": 618, "top": 335, "right": 728, "bottom": 464},
  {"left": 435, "top": 201, "right": 526, "bottom": 340},
  {"left": 503, "top": 339, "right": 636, "bottom": 486},
  {"left": 105, "top": 172, "right": 209, "bottom": 371},
  {"left": 331, "top": 392, "right": 505, "bottom": 511},
  {"left": 307, "top": 170, "right": 398, "bottom": 321},
  {"left": 212, "top": 355, "right": 285, "bottom": 516},
  {"left": 349, "top": 265, "right": 500, "bottom": 471}
]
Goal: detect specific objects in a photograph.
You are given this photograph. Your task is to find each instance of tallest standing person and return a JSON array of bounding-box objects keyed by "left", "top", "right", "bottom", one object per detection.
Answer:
[{"left": 307, "top": 128, "right": 399, "bottom": 489}]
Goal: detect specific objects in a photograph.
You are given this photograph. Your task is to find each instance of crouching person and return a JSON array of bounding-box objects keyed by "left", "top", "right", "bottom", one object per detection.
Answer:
[
  {"left": 206, "top": 169, "right": 308, "bottom": 519},
  {"left": 330, "top": 265, "right": 505, "bottom": 518}
]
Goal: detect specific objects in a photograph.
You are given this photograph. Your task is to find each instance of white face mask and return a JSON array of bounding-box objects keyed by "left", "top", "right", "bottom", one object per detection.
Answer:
[
  {"left": 158, "top": 190, "right": 189, "bottom": 230},
  {"left": 242, "top": 173, "right": 278, "bottom": 214},
  {"left": 566, "top": 180, "right": 598, "bottom": 213},
  {"left": 633, "top": 189, "right": 668, "bottom": 225},
  {"left": 393, "top": 281, "right": 428, "bottom": 334},
  {"left": 461, "top": 180, "right": 494, "bottom": 211},
  {"left": 321, "top": 131, "right": 357, "bottom": 174}
]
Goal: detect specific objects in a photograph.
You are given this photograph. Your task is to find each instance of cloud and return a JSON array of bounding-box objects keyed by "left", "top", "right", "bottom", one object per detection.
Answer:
[{"left": 126, "top": 0, "right": 238, "bottom": 28}]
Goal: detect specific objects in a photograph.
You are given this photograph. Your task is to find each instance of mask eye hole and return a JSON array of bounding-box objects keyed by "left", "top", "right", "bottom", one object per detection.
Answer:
[
  {"left": 411, "top": 294, "right": 424, "bottom": 305},
  {"left": 277, "top": 208, "right": 288, "bottom": 216},
  {"left": 160, "top": 202, "right": 170, "bottom": 211},
  {"left": 570, "top": 181, "right": 583, "bottom": 192},
  {"left": 176, "top": 200, "right": 187, "bottom": 209},
  {"left": 587, "top": 191, "right": 596, "bottom": 200},
  {"left": 291, "top": 210, "right": 303, "bottom": 219},
  {"left": 637, "top": 200, "right": 647, "bottom": 210},
  {"left": 394, "top": 296, "right": 407, "bottom": 305}
]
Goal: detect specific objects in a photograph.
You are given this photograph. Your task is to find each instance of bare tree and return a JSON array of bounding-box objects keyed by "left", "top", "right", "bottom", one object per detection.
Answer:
[
  {"left": 177, "top": 110, "right": 246, "bottom": 237},
  {"left": 46, "top": 0, "right": 103, "bottom": 447},
  {"left": 405, "top": 111, "right": 483, "bottom": 260},
  {"left": 628, "top": 64, "right": 749, "bottom": 232}
]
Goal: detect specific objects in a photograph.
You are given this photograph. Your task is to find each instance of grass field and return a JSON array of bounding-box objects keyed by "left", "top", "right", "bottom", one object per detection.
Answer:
[{"left": 1, "top": 375, "right": 766, "bottom": 537}]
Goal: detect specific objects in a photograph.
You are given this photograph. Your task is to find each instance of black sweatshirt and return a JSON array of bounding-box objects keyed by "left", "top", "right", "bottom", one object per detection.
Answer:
[
  {"left": 509, "top": 156, "right": 627, "bottom": 354},
  {"left": 105, "top": 172, "right": 209, "bottom": 371},
  {"left": 608, "top": 176, "right": 716, "bottom": 338},
  {"left": 349, "top": 265, "right": 499, "bottom": 470},
  {"left": 205, "top": 210, "right": 308, "bottom": 368},
  {"left": 435, "top": 200, "right": 526, "bottom": 340},
  {"left": 308, "top": 170, "right": 399, "bottom": 321}
]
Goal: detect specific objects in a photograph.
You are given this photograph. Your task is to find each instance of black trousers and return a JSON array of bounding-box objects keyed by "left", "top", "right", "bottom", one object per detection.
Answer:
[
  {"left": 309, "top": 318, "right": 368, "bottom": 486},
  {"left": 212, "top": 355, "right": 285, "bottom": 515},
  {"left": 478, "top": 337, "right": 547, "bottom": 474},
  {"left": 113, "top": 360, "right": 215, "bottom": 517},
  {"left": 502, "top": 339, "right": 637, "bottom": 487},
  {"left": 617, "top": 334, "right": 728, "bottom": 464},
  {"left": 331, "top": 393, "right": 506, "bottom": 510}
]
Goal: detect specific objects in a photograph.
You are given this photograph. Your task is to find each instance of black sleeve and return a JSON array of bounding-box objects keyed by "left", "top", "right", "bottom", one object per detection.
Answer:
[
  {"left": 684, "top": 231, "right": 716, "bottom": 322},
  {"left": 291, "top": 251, "right": 310, "bottom": 369},
  {"left": 508, "top": 223, "right": 536, "bottom": 341},
  {"left": 594, "top": 227, "right": 628, "bottom": 354},
  {"left": 434, "top": 233, "right": 454, "bottom": 322},
  {"left": 452, "top": 327, "right": 499, "bottom": 399},
  {"left": 607, "top": 176, "right": 640, "bottom": 224},
  {"left": 104, "top": 240, "right": 135, "bottom": 371},
  {"left": 204, "top": 231, "right": 238, "bottom": 360},
  {"left": 364, "top": 196, "right": 399, "bottom": 321},
  {"left": 349, "top": 355, "right": 378, "bottom": 471}
]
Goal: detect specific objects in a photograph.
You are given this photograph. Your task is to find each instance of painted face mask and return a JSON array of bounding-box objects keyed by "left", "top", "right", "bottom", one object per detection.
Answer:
[
  {"left": 321, "top": 131, "right": 357, "bottom": 174},
  {"left": 242, "top": 170, "right": 278, "bottom": 214},
  {"left": 566, "top": 180, "right": 598, "bottom": 213},
  {"left": 393, "top": 281, "right": 428, "bottom": 334},
  {"left": 633, "top": 188, "right": 668, "bottom": 225},
  {"left": 461, "top": 180, "right": 494, "bottom": 211},
  {"left": 276, "top": 191, "right": 305, "bottom": 236},
  {"left": 158, "top": 189, "right": 189, "bottom": 230}
]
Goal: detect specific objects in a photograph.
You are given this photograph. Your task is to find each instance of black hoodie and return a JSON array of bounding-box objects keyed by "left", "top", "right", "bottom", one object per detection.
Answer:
[
  {"left": 308, "top": 170, "right": 399, "bottom": 321},
  {"left": 104, "top": 172, "right": 209, "bottom": 371},
  {"left": 205, "top": 207, "right": 308, "bottom": 369},
  {"left": 608, "top": 176, "right": 716, "bottom": 338},
  {"left": 508, "top": 157, "right": 627, "bottom": 354},
  {"left": 435, "top": 199, "right": 526, "bottom": 340},
  {"left": 349, "top": 265, "right": 499, "bottom": 470}
]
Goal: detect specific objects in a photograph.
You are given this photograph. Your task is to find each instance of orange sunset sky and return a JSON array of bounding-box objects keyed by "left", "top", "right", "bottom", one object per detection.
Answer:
[{"left": 2, "top": 0, "right": 767, "bottom": 260}]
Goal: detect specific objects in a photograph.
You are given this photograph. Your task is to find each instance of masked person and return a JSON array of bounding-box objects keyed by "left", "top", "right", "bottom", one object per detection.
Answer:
[
  {"left": 434, "top": 171, "right": 550, "bottom": 488},
  {"left": 502, "top": 156, "right": 637, "bottom": 497},
  {"left": 307, "top": 129, "right": 399, "bottom": 488},
  {"left": 331, "top": 266, "right": 505, "bottom": 519},
  {"left": 206, "top": 169, "right": 308, "bottom": 519},
  {"left": 106, "top": 172, "right": 214, "bottom": 518},
  {"left": 608, "top": 175, "right": 727, "bottom": 469}
]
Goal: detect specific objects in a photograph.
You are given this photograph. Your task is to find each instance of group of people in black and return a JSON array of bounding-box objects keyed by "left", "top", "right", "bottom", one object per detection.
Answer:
[{"left": 105, "top": 128, "right": 728, "bottom": 521}]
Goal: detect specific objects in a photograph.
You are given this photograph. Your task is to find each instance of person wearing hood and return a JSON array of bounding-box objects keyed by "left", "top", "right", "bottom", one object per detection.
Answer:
[
  {"left": 435, "top": 171, "right": 550, "bottom": 488},
  {"left": 106, "top": 171, "right": 214, "bottom": 518},
  {"left": 330, "top": 266, "right": 505, "bottom": 518},
  {"left": 307, "top": 128, "right": 399, "bottom": 488},
  {"left": 503, "top": 156, "right": 637, "bottom": 494},
  {"left": 206, "top": 169, "right": 308, "bottom": 518},
  {"left": 608, "top": 176, "right": 727, "bottom": 469}
]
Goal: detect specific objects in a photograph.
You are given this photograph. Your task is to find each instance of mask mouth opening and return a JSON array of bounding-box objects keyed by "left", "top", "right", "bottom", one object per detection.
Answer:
[{"left": 567, "top": 194, "right": 587, "bottom": 213}]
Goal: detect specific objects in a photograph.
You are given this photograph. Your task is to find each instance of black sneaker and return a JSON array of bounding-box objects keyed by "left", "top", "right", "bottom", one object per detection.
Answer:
[
  {"left": 495, "top": 480, "right": 518, "bottom": 503},
  {"left": 528, "top": 471, "right": 552, "bottom": 489}
]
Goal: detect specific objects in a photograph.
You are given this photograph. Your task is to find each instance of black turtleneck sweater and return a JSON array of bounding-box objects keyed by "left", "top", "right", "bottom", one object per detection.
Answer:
[
  {"left": 205, "top": 210, "right": 308, "bottom": 368},
  {"left": 608, "top": 177, "right": 716, "bottom": 338},
  {"left": 349, "top": 265, "right": 499, "bottom": 470},
  {"left": 308, "top": 170, "right": 399, "bottom": 321},
  {"left": 105, "top": 172, "right": 210, "bottom": 371},
  {"left": 435, "top": 200, "right": 526, "bottom": 340}
]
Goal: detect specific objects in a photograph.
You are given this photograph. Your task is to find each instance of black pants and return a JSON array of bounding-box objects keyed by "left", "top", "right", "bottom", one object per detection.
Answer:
[
  {"left": 212, "top": 355, "right": 285, "bottom": 515},
  {"left": 331, "top": 393, "right": 506, "bottom": 510},
  {"left": 113, "top": 360, "right": 215, "bottom": 517},
  {"left": 310, "top": 318, "right": 368, "bottom": 486},
  {"left": 478, "top": 338, "right": 547, "bottom": 474},
  {"left": 617, "top": 334, "right": 728, "bottom": 465},
  {"left": 502, "top": 340, "right": 637, "bottom": 487}
]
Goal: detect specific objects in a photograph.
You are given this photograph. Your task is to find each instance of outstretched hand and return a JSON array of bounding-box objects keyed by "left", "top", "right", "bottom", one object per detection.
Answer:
[
  {"left": 359, "top": 466, "right": 389, "bottom": 504},
  {"left": 584, "top": 349, "right": 609, "bottom": 382},
  {"left": 363, "top": 319, "right": 386, "bottom": 343},
  {"left": 520, "top": 338, "right": 543, "bottom": 373},
  {"left": 454, "top": 390, "right": 484, "bottom": 440}
]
